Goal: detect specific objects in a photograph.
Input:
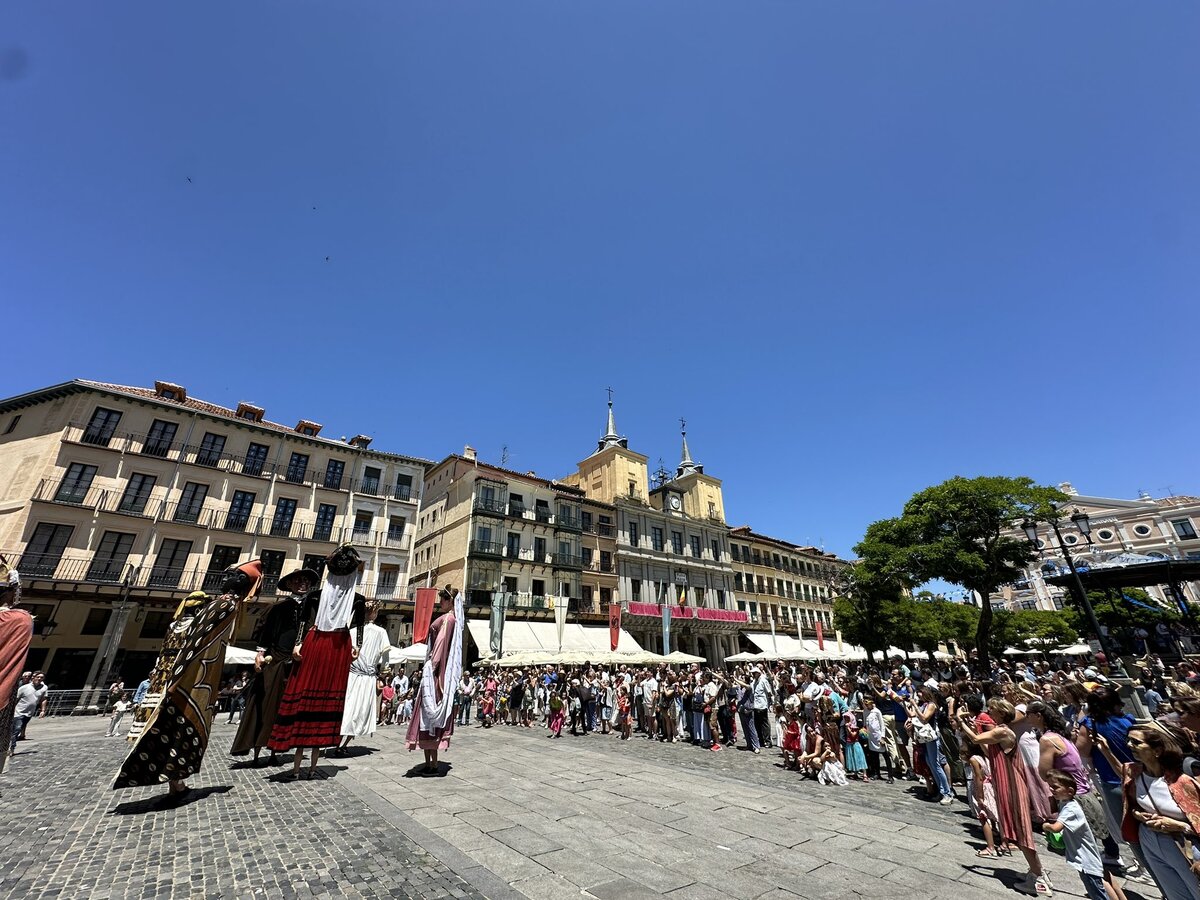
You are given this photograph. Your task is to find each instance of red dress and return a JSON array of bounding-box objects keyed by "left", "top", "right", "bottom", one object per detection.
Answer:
[{"left": 782, "top": 721, "right": 802, "bottom": 754}]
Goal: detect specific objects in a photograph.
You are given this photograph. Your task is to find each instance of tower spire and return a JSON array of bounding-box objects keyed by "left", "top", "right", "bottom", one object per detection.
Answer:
[
  {"left": 595, "top": 388, "right": 628, "bottom": 453},
  {"left": 676, "top": 417, "right": 703, "bottom": 477}
]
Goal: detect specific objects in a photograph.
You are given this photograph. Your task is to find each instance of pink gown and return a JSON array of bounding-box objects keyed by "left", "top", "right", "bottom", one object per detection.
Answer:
[{"left": 406, "top": 610, "right": 457, "bottom": 751}]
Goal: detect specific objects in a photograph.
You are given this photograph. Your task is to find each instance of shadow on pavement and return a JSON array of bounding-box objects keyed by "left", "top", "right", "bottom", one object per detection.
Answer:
[
  {"left": 401, "top": 762, "right": 452, "bottom": 778},
  {"left": 110, "top": 785, "right": 232, "bottom": 815},
  {"left": 266, "top": 764, "right": 349, "bottom": 783}
]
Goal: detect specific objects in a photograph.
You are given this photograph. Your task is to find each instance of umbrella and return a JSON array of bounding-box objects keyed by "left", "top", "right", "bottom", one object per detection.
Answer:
[
  {"left": 725, "top": 651, "right": 764, "bottom": 663},
  {"left": 386, "top": 643, "right": 428, "bottom": 664},
  {"left": 664, "top": 650, "right": 705, "bottom": 665},
  {"left": 1002, "top": 647, "right": 1032, "bottom": 656},
  {"left": 1053, "top": 643, "right": 1091, "bottom": 656}
]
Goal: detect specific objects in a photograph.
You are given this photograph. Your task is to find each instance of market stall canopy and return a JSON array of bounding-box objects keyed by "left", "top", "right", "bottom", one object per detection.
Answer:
[
  {"left": 664, "top": 650, "right": 705, "bottom": 665},
  {"left": 1053, "top": 643, "right": 1092, "bottom": 656},
  {"left": 1002, "top": 647, "right": 1035, "bottom": 656},
  {"left": 224, "top": 645, "right": 257, "bottom": 665},
  {"left": 725, "top": 651, "right": 764, "bottom": 663},
  {"left": 386, "top": 643, "right": 427, "bottom": 664},
  {"left": 465, "top": 619, "right": 645, "bottom": 664}
]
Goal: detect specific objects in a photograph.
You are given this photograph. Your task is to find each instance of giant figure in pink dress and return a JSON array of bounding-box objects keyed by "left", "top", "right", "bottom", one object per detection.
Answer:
[{"left": 406, "top": 586, "right": 464, "bottom": 774}]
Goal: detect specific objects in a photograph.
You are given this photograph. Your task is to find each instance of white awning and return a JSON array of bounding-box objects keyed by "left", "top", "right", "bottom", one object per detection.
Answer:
[
  {"left": 465, "top": 619, "right": 644, "bottom": 658},
  {"left": 225, "top": 645, "right": 257, "bottom": 665}
]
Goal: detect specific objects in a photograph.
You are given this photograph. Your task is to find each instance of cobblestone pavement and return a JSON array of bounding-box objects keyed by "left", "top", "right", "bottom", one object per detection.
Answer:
[
  {"left": 1, "top": 718, "right": 486, "bottom": 900},
  {"left": 4, "top": 716, "right": 1167, "bottom": 900}
]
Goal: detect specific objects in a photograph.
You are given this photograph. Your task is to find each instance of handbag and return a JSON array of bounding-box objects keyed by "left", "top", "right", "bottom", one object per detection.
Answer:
[{"left": 913, "top": 719, "right": 938, "bottom": 744}]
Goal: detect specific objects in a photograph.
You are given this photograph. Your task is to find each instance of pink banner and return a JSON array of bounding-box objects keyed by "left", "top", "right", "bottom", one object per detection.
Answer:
[{"left": 623, "top": 603, "right": 747, "bottom": 623}]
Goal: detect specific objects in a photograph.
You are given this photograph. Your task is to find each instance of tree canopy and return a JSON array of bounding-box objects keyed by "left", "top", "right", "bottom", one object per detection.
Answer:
[{"left": 853, "top": 475, "right": 1067, "bottom": 672}]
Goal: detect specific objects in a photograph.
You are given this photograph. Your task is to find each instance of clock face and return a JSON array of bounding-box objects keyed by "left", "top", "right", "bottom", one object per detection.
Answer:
[{"left": 669, "top": 495, "right": 681, "bottom": 510}]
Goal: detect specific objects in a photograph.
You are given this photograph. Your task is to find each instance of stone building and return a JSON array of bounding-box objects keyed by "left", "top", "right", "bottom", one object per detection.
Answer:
[
  {"left": 0, "top": 379, "right": 429, "bottom": 691},
  {"left": 726, "top": 526, "right": 842, "bottom": 635}
]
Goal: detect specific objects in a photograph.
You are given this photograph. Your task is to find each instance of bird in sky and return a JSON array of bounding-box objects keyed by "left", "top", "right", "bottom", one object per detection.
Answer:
[
  {"left": 186, "top": 177, "right": 192, "bottom": 183},
  {"left": 325, "top": 256, "right": 330, "bottom": 262}
]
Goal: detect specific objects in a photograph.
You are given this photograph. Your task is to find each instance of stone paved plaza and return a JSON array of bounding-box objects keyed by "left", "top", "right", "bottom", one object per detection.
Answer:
[{"left": 3, "top": 717, "right": 1165, "bottom": 900}]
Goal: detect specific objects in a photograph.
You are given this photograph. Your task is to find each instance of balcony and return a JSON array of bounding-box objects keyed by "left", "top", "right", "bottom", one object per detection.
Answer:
[
  {"left": 391, "top": 485, "right": 413, "bottom": 502},
  {"left": 534, "top": 507, "right": 552, "bottom": 524},
  {"left": 226, "top": 456, "right": 275, "bottom": 479},
  {"left": 129, "top": 432, "right": 182, "bottom": 460},
  {"left": 282, "top": 466, "right": 309, "bottom": 486},
  {"left": 474, "top": 497, "right": 506, "bottom": 517},
  {"left": 382, "top": 532, "right": 410, "bottom": 551},
  {"left": 268, "top": 519, "right": 301, "bottom": 539},
  {"left": 596, "top": 524, "right": 614, "bottom": 538},
  {"left": 354, "top": 478, "right": 384, "bottom": 497},
  {"left": 350, "top": 528, "right": 377, "bottom": 547},
  {"left": 100, "top": 492, "right": 161, "bottom": 520},
  {"left": 552, "top": 553, "right": 583, "bottom": 569},
  {"left": 169, "top": 503, "right": 207, "bottom": 526},
  {"left": 32, "top": 479, "right": 106, "bottom": 510},
  {"left": 555, "top": 513, "right": 582, "bottom": 532},
  {"left": 507, "top": 503, "right": 526, "bottom": 519},
  {"left": 207, "top": 511, "right": 261, "bottom": 534},
  {"left": 318, "top": 471, "right": 346, "bottom": 491},
  {"left": 469, "top": 539, "right": 504, "bottom": 558}
]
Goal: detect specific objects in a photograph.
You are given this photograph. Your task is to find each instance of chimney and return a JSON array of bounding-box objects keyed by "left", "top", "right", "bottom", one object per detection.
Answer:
[
  {"left": 463, "top": 445, "right": 477, "bottom": 462},
  {"left": 1058, "top": 481, "right": 1078, "bottom": 496},
  {"left": 349, "top": 434, "right": 372, "bottom": 449}
]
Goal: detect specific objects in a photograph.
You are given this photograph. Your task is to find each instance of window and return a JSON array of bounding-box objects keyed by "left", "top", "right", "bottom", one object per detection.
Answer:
[
  {"left": 581, "top": 546, "right": 594, "bottom": 567},
  {"left": 628, "top": 521, "right": 639, "bottom": 547},
  {"left": 143, "top": 419, "right": 178, "bottom": 457},
  {"left": 509, "top": 493, "right": 525, "bottom": 515},
  {"left": 299, "top": 425, "right": 317, "bottom": 437},
  {"left": 534, "top": 537, "right": 547, "bottom": 560},
  {"left": 582, "top": 585, "right": 594, "bottom": 603},
  {"left": 323, "top": 459, "right": 345, "bottom": 490},
  {"left": 82, "top": 407, "right": 122, "bottom": 446},
  {"left": 271, "top": 499, "right": 298, "bottom": 537},
  {"left": 506, "top": 532, "right": 522, "bottom": 558},
  {"left": 285, "top": 452, "right": 309, "bottom": 484},
  {"left": 203, "top": 545, "right": 242, "bottom": 589},
  {"left": 689, "top": 536, "right": 701, "bottom": 558},
  {"left": 717, "top": 589, "right": 726, "bottom": 609},
  {"left": 174, "top": 482, "right": 208, "bottom": 523},
  {"left": 1096, "top": 529, "right": 1115, "bottom": 542},
  {"left": 20, "top": 523, "right": 74, "bottom": 575},
  {"left": 140, "top": 611, "right": 173, "bottom": 640},
  {"left": 394, "top": 473, "right": 413, "bottom": 500},
  {"left": 628, "top": 481, "right": 636, "bottom": 497},
  {"left": 314, "top": 503, "right": 337, "bottom": 541},
  {"left": 581, "top": 511, "right": 593, "bottom": 531},
  {"left": 149, "top": 538, "right": 193, "bottom": 587},
  {"left": 1133, "top": 523, "right": 1152, "bottom": 537},
  {"left": 196, "top": 432, "right": 226, "bottom": 467},
  {"left": 82, "top": 608, "right": 112, "bottom": 636},
  {"left": 353, "top": 511, "right": 373, "bottom": 537},
  {"left": 119, "top": 473, "right": 157, "bottom": 514},
  {"left": 87, "top": 531, "right": 135, "bottom": 583},
  {"left": 735, "top": 573, "right": 743, "bottom": 590},
  {"left": 600, "top": 550, "right": 612, "bottom": 572},
  {"left": 532, "top": 579, "right": 546, "bottom": 598},
  {"left": 302, "top": 553, "right": 327, "bottom": 578},
  {"left": 226, "top": 490, "right": 255, "bottom": 531},
  {"left": 671, "top": 531, "right": 684, "bottom": 555},
  {"left": 535, "top": 499, "right": 551, "bottom": 522},
  {"left": 260, "top": 551, "right": 286, "bottom": 593},
  {"left": 4, "top": 414, "right": 20, "bottom": 435},
  {"left": 711, "top": 539, "right": 721, "bottom": 561},
  {"left": 600, "top": 587, "right": 612, "bottom": 604},
  {"left": 55, "top": 463, "right": 98, "bottom": 504},
  {"left": 387, "top": 516, "right": 406, "bottom": 540},
  {"left": 651, "top": 527, "right": 664, "bottom": 552},
  {"left": 362, "top": 466, "right": 382, "bottom": 495},
  {"left": 244, "top": 442, "right": 269, "bottom": 477},
  {"left": 630, "top": 579, "right": 641, "bottom": 601},
  {"left": 730, "top": 544, "right": 740, "bottom": 562},
  {"left": 598, "top": 515, "right": 613, "bottom": 536},
  {"left": 1173, "top": 519, "right": 1198, "bottom": 540}
]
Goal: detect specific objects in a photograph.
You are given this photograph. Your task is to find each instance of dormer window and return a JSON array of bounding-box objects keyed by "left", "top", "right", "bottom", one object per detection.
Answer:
[
  {"left": 236, "top": 402, "right": 264, "bottom": 423},
  {"left": 295, "top": 420, "right": 322, "bottom": 437},
  {"left": 154, "top": 381, "right": 187, "bottom": 402}
]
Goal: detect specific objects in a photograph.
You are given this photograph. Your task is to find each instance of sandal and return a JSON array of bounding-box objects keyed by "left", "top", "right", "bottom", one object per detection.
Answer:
[{"left": 975, "top": 848, "right": 1000, "bottom": 859}]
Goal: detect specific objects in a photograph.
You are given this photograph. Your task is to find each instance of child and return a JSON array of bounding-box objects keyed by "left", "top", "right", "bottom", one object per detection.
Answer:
[
  {"left": 773, "top": 703, "right": 787, "bottom": 754},
  {"left": 964, "top": 743, "right": 1002, "bottom": 859},
  {"left": 781, "top": 710, "right": 802, "bottom": 770},
  {"left": 480, "top": 688, "right": 495, "bottom": 728},
  {"left": 548, "top": 690, "right": 565, "bottom": 738},
  {"left": 107, "top": 693, "right": 131, "bottom": 737},
  {"left": 399, "top": 690, "right": 414, "bottom": 725},
  {"left": 616, "top": 685, "right": 632, "bottom": 740},
  {"left": 1042, "top": 769, "right": 1126, "bottom": 900}
]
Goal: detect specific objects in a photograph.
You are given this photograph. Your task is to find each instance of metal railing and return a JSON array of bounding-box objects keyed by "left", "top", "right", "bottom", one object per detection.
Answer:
[
  {"left": 469, "top": 539, "right": 504, "bottom": 557},
  {"left": 552, "top": 553, "right": 583, "bottom": 569},
  {"left": 474, "top": 498, "right": 506, "bottom": 515}
]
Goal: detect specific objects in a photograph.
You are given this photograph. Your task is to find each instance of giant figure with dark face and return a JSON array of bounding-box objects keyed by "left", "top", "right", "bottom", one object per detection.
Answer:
[
  {"left": 268, "top": 545, "right": 366, "bottom": 779},
  {"left": 114, "top": 560, "right": 263, "bottom": 799},
  {"left": 230, "top": 567, "right": 320, "bottom": 763}
]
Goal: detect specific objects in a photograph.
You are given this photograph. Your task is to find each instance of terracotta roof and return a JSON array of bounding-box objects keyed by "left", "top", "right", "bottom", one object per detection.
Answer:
[
  {"left": 729, "top": 524, "right": 846, "bottom": 561},
  {"left": 72, "top": 380, "right": 435, "bottom": 465}
]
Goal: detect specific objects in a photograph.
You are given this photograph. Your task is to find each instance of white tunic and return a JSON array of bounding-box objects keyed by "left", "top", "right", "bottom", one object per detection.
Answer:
[
  {"left": 341, "top": 622, "right": 388, "bottom": 737},
  {"left": 315, "top": 570, "right": 359, "bottom": 633}
]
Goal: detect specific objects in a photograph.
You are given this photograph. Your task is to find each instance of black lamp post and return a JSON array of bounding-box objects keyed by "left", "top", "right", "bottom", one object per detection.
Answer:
[{"left": 1023, "top": 509, "right": 1110, "bottom": 660}]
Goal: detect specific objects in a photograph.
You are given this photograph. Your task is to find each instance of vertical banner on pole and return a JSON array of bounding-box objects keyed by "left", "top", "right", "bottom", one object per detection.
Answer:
[
  {"left": 661, "top": 602, "right": 672, "bottom": 656},
  {"left": 489, "top": 592, "right": 507, "bottom": 657},
  {"left": 769, "top": 612, "right": 778, "bottom": 656},
  {"left": 609, "top": 602, "right": 621, "bottom": 651},
  {"left": 816, "top": 619, "right": 825, "bottom": 651},
  {"left": 555, "top": 594, "right": 568, "bottom": 652},
  {"left": 413, "top": 588, "right": 437, "bottom": 645}
]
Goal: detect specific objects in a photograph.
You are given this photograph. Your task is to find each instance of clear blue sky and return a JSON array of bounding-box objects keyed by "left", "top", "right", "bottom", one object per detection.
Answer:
[{"left": 3, "top": 3, "right": 1197, "bottom": 560}]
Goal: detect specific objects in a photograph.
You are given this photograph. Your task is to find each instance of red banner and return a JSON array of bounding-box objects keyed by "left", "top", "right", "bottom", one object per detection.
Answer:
[
  {"left": 608, "top": 602, "right": 621, "bottom": 651},
  {"left": 815, "top": 619, "right": 824, "bottom": 650},
  {"left": 413, "top": 588, "right": 437, "bottom": 645}
]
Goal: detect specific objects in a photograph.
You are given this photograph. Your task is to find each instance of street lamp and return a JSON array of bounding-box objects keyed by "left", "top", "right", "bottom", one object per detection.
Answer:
[{"left": 1023, "top": 509, "right": 1126, "bottom": 679}]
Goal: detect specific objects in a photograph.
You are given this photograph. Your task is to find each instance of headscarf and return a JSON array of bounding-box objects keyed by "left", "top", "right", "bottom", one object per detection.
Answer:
[{"left": 420, "top": 592, "right": 464, "bottom": 731}]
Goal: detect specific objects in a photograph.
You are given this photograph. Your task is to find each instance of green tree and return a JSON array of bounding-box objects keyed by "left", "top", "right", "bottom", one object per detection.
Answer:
[
  {"left": 854, "top": 476, "right": 1067, "bottom": 673},
  {"left": 829, "top": 562, "right": 906, "bottom": 658},
  {"left": 987, "top": 609, "right": 1079, "bottom": 655}
]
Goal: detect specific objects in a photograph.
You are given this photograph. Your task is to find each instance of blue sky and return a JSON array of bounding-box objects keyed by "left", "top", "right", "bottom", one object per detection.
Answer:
[{"left": 3, "top": 2, "right": 1197, "bottom": 560}]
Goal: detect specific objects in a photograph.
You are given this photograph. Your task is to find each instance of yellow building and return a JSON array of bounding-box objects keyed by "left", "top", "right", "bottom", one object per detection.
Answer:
[
  {"left": 0, "top": 379, "right": 430, "bottom": 694},
  {"left": 727, "top": 526, "right": 843, "bottom": 637},
  {"left": 563, "top": 402, "right": 746, "bottom": 663}
]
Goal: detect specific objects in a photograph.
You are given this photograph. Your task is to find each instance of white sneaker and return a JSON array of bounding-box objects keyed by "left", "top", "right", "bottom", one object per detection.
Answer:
[
  {"left": 1033, "top": 874, "right": 1053, "bottom": 896},
  {"left": 939, "top": 796, "right": 953, "bottom": 805}
]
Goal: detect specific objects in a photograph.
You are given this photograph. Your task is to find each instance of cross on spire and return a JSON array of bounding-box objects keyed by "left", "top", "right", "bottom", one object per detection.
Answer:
[{"left": 594, "top": 389, "right": 628, "bottom": 453}]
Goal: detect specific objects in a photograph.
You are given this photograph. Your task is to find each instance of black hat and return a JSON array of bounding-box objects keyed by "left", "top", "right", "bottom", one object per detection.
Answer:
[
  {"left": 278, "top": 568, "right": 320, "bottom": 594},
  {"left": 326, "top": 545, "right": 361, "bottom": 577}
]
